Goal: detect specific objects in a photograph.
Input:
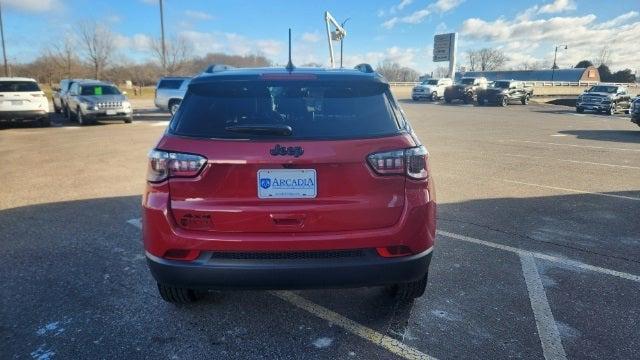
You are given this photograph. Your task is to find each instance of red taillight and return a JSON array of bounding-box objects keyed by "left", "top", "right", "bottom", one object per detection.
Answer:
[
  {"left": 367, "top": 146, "right": 429, "bottom": 180},
  {"left": 147, "top": 150, "right": 207, "bottom": 182}
]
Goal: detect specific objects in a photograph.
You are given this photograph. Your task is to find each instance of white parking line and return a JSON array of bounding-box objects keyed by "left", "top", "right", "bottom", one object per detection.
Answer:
[
  {"left": 520, "top": 254, "right": 568, "bottom": 360},
  {"left": 438, "top": 230, "right": 640, "bottom": 283},
  {"left": 504, "top": 153, "right": 640, "bottom": 170},
  {"left": 151, "top": 121, "right": 170, "bottom": 127},
  {"left": 271, "top": 291, "right": 435, "bottom": 360},
  {"left": 501, "top": 140, "right": 640, "bottom": 152},
  {"left": 127, "top": 218, "right": 142, "bottom": 229},
  {"left": 497, "top": 178, "right": 640, "bottom": 201}
]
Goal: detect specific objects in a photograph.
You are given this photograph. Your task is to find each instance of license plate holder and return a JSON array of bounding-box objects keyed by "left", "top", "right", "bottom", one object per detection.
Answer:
[
  {"left": 106, "top": 109, "right": 117, "bottom": 115},
  {"left": 257, "top": 169, "right": 317, "bottom": 199}
]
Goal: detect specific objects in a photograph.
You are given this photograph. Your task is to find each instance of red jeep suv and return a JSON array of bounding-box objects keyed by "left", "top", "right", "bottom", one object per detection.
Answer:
[{"left": 143, "top": 66, "right": 436, "bottom": 303}]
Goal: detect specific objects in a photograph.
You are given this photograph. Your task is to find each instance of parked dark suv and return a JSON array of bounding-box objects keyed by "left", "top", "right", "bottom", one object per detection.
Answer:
[{"left": 143, "top": 65, "right": 436, "bottom": 303}]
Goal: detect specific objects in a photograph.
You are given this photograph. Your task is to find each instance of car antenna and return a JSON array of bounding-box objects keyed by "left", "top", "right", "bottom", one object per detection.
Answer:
[{"left": 286, "top": 28, "right": 295, "bottom": 72}]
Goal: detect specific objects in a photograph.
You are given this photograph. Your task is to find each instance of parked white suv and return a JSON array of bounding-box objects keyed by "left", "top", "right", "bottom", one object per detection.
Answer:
[
  {"left": 0, "top": 77, "right": 50, "bottom": 126},
  {"left": 412, "top": 78, "right": 453, "bottom": 101},
  {"left": 154, "top": 77, "right": 190, "bottom": 115}
]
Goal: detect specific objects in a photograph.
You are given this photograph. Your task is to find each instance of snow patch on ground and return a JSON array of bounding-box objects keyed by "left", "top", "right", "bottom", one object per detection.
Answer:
[
  {"left": 31, "top": 344, "right": 55, "bottom": 360},
  {"left": 312, "top": 337, "right": 333, "bottom": 348}
]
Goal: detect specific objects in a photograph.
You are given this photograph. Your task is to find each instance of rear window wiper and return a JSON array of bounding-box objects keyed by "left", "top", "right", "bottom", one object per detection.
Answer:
[{"left": 224, "top": 124, "right": 292, "bottom": 136}]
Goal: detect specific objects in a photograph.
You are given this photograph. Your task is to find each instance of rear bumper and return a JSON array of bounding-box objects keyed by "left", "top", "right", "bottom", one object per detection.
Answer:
[
  {"left": 0, "top": 110, "right": 47, "bottom": 121},
  {"left": 147, "top": 248, "right": 432, "bottom": 290}
]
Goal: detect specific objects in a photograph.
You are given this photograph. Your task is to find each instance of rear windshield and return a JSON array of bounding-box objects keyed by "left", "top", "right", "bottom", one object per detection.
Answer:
[
  {"left": 158, "top": 79, "right": 185, "bottom": 89},
  {"left": 588, "top": 86, "right": 617, "bottom": 93},
  {"left": 423, "top": 80, "right": 438, "bottom": 85},
  {"left": 460, "top": 78, "right": 476, "bottom": 85},
  {"left": 0, "top": 81, "right": 40, "bottom": 92},
  {"left": 80, "top": 85, "right": 120, "bottom": 96},
  {"left": 170, "top": 81, "right": 403, "bottom": 140}
]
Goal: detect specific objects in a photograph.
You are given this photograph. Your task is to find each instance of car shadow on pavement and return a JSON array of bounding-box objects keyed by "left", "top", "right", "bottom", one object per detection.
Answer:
[
  {"left": 1, "top": 191, "right": 639, "bottom": 358},
  {"left": 558, "top": 129, "right": 640, "bottom": 144}
]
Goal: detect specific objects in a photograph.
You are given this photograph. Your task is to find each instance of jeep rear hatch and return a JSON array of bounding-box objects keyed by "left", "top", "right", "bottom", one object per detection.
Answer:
[{"left": 160, "top": 79, "right": 414, "bottom": 233}]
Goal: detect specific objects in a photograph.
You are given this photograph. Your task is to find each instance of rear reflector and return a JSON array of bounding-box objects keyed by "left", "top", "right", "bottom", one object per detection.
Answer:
[
  {"left": 376, "top": 246, "right": 413, "bottom": 258},
  {"left": 367, "top": 146, "right": 429, "bottom": 180},
  {"left": 163, "top": 249, "right": 200, "bottom": 261},
  {"left": 147, "top": 150, "right": 207, "bottom": 182}
]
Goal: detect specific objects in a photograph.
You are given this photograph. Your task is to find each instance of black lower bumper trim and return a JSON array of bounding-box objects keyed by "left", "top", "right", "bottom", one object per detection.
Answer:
[
  {"left": 146, "top": 249, "right": 432, "bottom": 290},
  {"left": 0, "top": 110, "right": 48, "bottom": 121}
]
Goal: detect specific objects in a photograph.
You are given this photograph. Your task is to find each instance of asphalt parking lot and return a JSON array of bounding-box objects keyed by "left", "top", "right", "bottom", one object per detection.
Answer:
[{"left": 1, "top": 100, "right": 639, "bottom": 359}]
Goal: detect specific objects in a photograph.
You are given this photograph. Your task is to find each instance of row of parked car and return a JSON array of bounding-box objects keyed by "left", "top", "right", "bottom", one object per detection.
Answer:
[{"left": 411, "top": 77, "right": 640, "bottom": 125}]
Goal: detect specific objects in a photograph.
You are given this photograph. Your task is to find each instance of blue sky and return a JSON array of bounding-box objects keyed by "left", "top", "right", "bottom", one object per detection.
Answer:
[{"left": 3, "top": 0, "right": 639, "bottom": 73}]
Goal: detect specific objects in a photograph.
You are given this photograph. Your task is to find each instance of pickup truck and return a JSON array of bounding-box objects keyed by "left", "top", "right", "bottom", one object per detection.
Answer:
[
  {"left": 444, "top": 77, "right": 488, "bottom": 104},
  {"left": 630, "top": 96, "right": 640, "bottom": 127},
  {"left": 412, "top": 78, "right": 453, "bottom": 101},
  {"left": 576, "top": 84, "right": 632, "bottom": 115},
  {"left": 477, "top": 80, "right": 533, "bottom": 106}
]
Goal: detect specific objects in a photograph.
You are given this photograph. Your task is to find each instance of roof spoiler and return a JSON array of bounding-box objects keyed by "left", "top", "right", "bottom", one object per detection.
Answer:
[
  {"left": 354, "top": 63, "right": 374, "bottom": 73},
  {"left": 203, "top": 64, "right": 235, "bottom": 74}
]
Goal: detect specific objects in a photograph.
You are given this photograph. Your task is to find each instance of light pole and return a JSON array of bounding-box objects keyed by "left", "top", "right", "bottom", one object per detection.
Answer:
[
  {"left": 159, "top": 0, "right": 166, "bottom": 74},
  {"left": 0, "top": 2, "right": 9, "bottom": 77},
  {"left": 339, "top": 17, "right": 350, "bottom": 68},
  {"left": 551, "top": 44, "right": 567, "bottom": 81}
]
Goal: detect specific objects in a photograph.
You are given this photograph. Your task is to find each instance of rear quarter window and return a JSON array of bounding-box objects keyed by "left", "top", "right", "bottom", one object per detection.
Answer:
[
  {"left": 158, "top": 79, "right": 185, "bottom": 89},
  {"left": 170, "top": 80, "right": 403, "bottom": 140}
]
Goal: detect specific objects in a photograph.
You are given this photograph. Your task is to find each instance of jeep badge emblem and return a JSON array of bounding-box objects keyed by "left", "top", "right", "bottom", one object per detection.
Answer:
[{"left": 269, "top": 144, "right": 304, "bottom": 158}]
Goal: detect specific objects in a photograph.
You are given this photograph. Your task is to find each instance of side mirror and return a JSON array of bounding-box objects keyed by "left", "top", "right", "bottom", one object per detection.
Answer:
[{"left": 122, "top": 91, "right": 127, "bottom": 95}]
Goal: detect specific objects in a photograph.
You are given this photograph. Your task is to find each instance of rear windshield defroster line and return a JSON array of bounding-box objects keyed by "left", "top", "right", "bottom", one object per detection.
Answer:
[{"left": 169, "top": 80, "right": 403, "bottom": 140}]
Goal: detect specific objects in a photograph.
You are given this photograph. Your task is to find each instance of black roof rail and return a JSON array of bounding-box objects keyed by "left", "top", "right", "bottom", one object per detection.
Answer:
[
  {"left": 354, "top": 63, "right": 375, "bottom": 73},
  {"left": 203, "top": 64, "right": 235, "bottom": 73}
]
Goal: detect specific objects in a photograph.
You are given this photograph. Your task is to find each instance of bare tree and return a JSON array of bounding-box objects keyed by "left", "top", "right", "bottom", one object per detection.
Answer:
[
  {"left": 77, "top": 22, "right": 115, "bottom": 79},
  {"left": 151, "top": 35, "right": 193, "bottom": 75},
  {"left": 466, "top": 50, "right": 479, "bottom": 71},
  {"left": 375, "top": 60, "right": 419, "bottom": 82},
  {"left": 593, "top": 46, "right": 611, "bottom": 67},
  {"left": 477, "top": 48, "right": 508, "bottom": 71},
  {"left": 47, "top": 34, "right": 80, "bottom": 78},
  {"left": 433, "top": 66, "right": 449, "bottom": 78}
]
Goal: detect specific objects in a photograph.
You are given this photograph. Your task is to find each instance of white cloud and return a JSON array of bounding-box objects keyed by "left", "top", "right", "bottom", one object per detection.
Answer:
[
  {"left": 389, "top": 0, "right": 414, "bottom": 15},
  {"left": 114, "top": 33, "right": 153, "bottom": 51},
  {"left": 184, "top": 10, "right": 213, "bottom": 20},
  {"left": 538, "top": 0, "right": 575, "bottom": 14},
  {"left": 431, "top": 0, "right": 465, "bottom": 13},
  {"left": 460, "top": 13, "right": 640, "bottom": 70},
  {"left": 344, "top": 47, "right": 423, "bottom": 69},
  {"left": 301, "top": 32, "right": 322, "bottom": 43},
  {"left": 402, "top": 9, "right": 431, "bottom": 24},
  {"left": 179, "top": 30, "right": 283, "bottom": 59},
  {"left": 2, "top": 0, "right": 58, "bottom": 12},
  {"left": 382, "top": 0, "right": 464, "bottom": 29},
  {"left": 595, "top": 11, "right": 639, "bottom": 29}
]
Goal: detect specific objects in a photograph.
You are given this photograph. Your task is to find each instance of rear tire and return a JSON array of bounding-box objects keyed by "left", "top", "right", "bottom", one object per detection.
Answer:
[
  {"left": 576, "top": 107, "right": 583, "bottom": 113},
  {"left": 521, "top": 95, "right": 530, "bottom": 105},
  {"left": 444, "top": 96, "right": 452, "bottom": 104},
  {"left": 431, "top": 92, "right": 437, "bottom": 101},
  {"left": 38, "top": 115, "right": 51, "bottom": 127},
  {"left": 157, "top": 283, "right": 202, "bottom": 304},
  {"left": 387, "top": 272, "right": 428, "bottom": 301},
  {"left": 606, "top": 104, "right": 616, "bottom": 116},
  {"left": 77, "top": 108, "right": 86, "bottom": 125},
  {"left": 124, "top": 116, "right": 132, "bottom": 124},
  {"left": 500, "top": 96, "right": 508, "bottom": 107}
]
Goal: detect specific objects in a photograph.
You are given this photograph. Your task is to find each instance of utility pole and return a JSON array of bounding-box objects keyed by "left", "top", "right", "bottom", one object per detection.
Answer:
[
  {"left": 551, "top": 44, "right": 567, "bottom": 81},
  {"left": 0, "top": 2, "right": 9, "bottom": 77},
  {"left": 159, "top": 0, "right": 166, "bottom": 74},
  {"left": 339, "top": 18, "right": 350, "bottom": 68}
]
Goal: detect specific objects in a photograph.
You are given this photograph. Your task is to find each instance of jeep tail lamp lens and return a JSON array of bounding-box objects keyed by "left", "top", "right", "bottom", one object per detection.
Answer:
[
  {"left": 147, "top": 150, "right": 207, "bottom": 182},
  {"left": 367, "top": 146, "right": 429, "bottom": 180}
]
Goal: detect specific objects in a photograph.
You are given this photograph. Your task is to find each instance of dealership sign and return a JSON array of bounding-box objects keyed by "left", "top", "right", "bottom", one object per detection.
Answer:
[{"left": 433, "top": 33, "right": 457, "bottom": 62}]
